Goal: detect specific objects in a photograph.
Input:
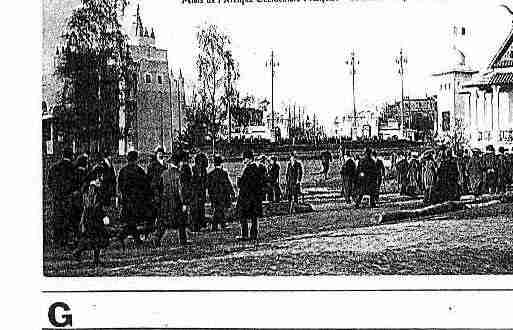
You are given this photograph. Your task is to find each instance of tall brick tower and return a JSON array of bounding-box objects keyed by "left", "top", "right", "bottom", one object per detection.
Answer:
[{"left": 122, "top": 4, "right": 173, "bottom": 154}]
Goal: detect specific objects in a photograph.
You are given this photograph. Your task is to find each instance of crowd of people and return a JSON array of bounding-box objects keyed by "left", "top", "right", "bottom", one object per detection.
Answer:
[
  {"left": 46, "top": 147, "right": 305, "bottom": 264},
  {"left": 46, "top": 143, "right": 512, "bottom": 264}
]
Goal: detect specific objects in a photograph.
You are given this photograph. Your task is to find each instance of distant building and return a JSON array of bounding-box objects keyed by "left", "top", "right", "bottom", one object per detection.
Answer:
[
  {"left": 462, "top": 25, "right": 513, "bottom": 149},
  {"left": 333, "top": 110, "right": 379, "bottom": 140},
  {"left": 379, "top": 97, "right": 438, "bottom": 141},
  {"left": 121, "top": 5, "right": 175, "bottom": 154},
  {"left": 432, "top": 26, "right": 478, "bottom": 141}
]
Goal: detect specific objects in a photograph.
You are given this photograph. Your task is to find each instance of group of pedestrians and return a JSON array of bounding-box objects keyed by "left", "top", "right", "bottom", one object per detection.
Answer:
[
  {"left": 339, "top": 148, "right": 386, "bottom": 208},
  {"left": 391, "top": 145, "right": 513, "bottom": 205},
  {"left": 47, "top": 146, "right": 307, "bottom": 264}
]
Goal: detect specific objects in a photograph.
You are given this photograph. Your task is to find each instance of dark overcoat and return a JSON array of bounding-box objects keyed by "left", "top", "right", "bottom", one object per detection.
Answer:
[
  {"left": 117, "top": 163, "right": 153, "bottom": 225},
  {"left": 207, "top": 167, "right": 234, "bottom": 208},
  {"left": 356, "top": 156, "right": 378, "bottom": 195},
  {"left": 159, "top": 165, "right": 187, "bottom": 227},
  {"left": 432, "top": 156, "right": 460, "bottom": 203},
  {"left": 237, "top": 163, "right": 264, "bottom": 218}
]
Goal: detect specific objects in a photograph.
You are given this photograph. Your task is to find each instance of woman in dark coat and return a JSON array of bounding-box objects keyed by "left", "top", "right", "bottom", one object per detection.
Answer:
[
  {"left": 432, "top": 148, "right": 461, "bottom": 204},
  {"left": 72, "top": 179, "right": 110, "bottom": 265}
]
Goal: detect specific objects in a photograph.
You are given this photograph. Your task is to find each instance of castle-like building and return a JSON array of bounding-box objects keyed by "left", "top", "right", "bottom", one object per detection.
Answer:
[
  {"left": 42, "top": 2, "right": 186, "bottom": 156},
  {"left": 120, "top": 4, "right": 186, "bottom": 154}
]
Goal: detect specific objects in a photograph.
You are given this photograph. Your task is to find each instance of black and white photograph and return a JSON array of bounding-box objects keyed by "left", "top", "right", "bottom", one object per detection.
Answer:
[{"left": 41, "top": 0, "right": 513, "bottom": 277}]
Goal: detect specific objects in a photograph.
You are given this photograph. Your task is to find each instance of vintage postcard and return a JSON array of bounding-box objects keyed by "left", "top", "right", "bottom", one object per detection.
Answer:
[{"left": 38, "top": 0, "right": 513, "bottom": 327}]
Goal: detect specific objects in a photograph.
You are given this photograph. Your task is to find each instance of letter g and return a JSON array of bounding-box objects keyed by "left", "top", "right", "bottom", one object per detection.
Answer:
[{"left": 48, "top": 302, "right": 72, "bottom": 327}]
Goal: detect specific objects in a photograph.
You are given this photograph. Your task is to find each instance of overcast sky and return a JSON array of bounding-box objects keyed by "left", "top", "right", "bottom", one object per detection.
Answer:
[{"left": 44, "top": 0, "right": 513, "bottom": 127}]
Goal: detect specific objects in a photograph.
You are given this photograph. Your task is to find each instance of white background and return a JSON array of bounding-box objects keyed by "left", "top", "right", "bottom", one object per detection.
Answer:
[{"left": 2, "top": 0, "right": 513, "bottom": 329}]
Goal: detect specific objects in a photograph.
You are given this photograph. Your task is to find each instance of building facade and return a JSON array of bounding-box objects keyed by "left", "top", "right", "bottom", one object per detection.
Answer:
[
  {"left": 462, "top": 27, "right": 513, "bottom": 149},
  {"left": 432, "top": 44, "right": 478, "bottom": 141},
  {"left": 121, "top": 5, "right": 174, "bottom": 154},
  {"left": 333, "top": 110, "right": 379, "bottom": 140},
  {"left": 379, "top": 97, "right": 438, "bottom": 141}
]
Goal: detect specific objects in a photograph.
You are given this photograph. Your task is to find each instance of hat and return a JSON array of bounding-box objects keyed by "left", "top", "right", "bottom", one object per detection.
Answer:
[{"left": 486, "top": 144, "right": 495, "bottom": 152}]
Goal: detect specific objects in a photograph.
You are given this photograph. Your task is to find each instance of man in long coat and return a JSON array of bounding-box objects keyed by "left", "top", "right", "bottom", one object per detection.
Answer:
[
  {"left": 372, "top": 150, "right": 386, "bottom": 203},
  {"left": 286, "top": 152, "right": 303, "bottom": 214},
  {"left": 482, "top": 145, "right": 498, "bottom": 194},
  {"left": 496, "top": 146, "right": 509, "bottom": 194},
  {"left": 190, "top": 152, "right": 208, "bottom": 232},
  {"left": 117, "top": 151, "right": 152, "bottom": 248},
  {"left": 207, "top": 155, "right": 235, "bottom": 231},
  {"left": 47, "top": 148, "right": 77, "bottom": 248},
  {"left": 355, "top": 148, "right": 379, "bottom": 208},
  {"left": 155, "top": 152, "right": 188, "bottom": 246},
  {"left": 236, "top": 150, "right": 264, "bottom": 240},
  {"left": 340, "top": 151, "right": 356, "bottom": 203},
  {"left": 467, "top": 148, "right": 483, "bottom": 196},
  {"left": 406, "top": 153, "right": 421, "bottom": 196},
  {"left": 432, "top": 148, "right": 460, "bottom": 204},
  {"left": 421, "top": 152, "right": 437, "bottom": 205},
  {"left": 395, "top": 153, "right": 409, "bottom": 195},
  {"left": 267, "top": 156, "right": 281, "bottom": 203},
  {"left": 147, "top": 147, "right": 167, "bottom": 222}
]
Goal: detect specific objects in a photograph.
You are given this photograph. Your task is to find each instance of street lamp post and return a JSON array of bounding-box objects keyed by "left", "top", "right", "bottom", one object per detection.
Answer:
[
  {"left": 395, "top": 48, "right": 408, "bottom": 139},
  {"left": 346, "top": 50, "right": 359, "bottom": 140},
  {"left": 266, "top": 50, "right": 279, "bottom": 141}
]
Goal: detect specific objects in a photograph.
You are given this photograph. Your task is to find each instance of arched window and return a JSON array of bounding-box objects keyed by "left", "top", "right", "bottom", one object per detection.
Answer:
[{"left": 145, "top": 73, "right": 152, "bottom": 84}]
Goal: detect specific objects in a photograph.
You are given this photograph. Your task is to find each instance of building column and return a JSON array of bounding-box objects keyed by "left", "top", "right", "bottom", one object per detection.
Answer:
[
  {"left": 474, "top": 89, "right": 479, "bottom": 131},
  {"left": 478, "top": 89, "right": 486, "bottom": 131},
  {"left": 492, "top": 85, "right": 500, "bottom": 141}
]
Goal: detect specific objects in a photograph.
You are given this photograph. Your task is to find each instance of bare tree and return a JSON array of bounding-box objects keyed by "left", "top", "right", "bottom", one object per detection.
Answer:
[{"left": 196, "top": 24, "right": 239, "bottom": 154}]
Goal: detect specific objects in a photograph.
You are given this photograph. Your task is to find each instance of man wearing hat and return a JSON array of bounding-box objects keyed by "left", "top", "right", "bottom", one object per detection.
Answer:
[
  {"left": 256, "top": 155, "right": 269, "bottom": 202},
  {"left": 482, "top": 145, "right": 498, "bottom": 194},
  {"left": 395, "top": 151, "right": 409, "bottom": 196},
  {"left": 468, "top": 148, "right": 483, "bottom": 196},
  {"left": 268, "top": 156, "right": 281, "bottom": 203},
  {"left": 147, "top": 146, "right": 167, "bottom": 228},
  {"left": 207, "top": 155, "right": 235, "bottom": 231},
  {"left": 497, "top": 146, "right": 509, "bottom": 194},
  {"left": 340, "top": 150, "right": 356, "bottom": 203},
  {"left": 47, "top": 147, "right": 78, "bottom": 248},
  {"left": 117, "top": 150, "right": 152, "bottom": 249},
  {"left": 354, "top": 147, "right": 379, "bottom": 208},
  {"left": 155, "top": 151, "right": 189, "bottom": 246},
  {"left": 236, "top": 150, "right": 264, "bottom": 240},
  {"left": 286, "top": 151, "right": 303, "bottom": 214}
]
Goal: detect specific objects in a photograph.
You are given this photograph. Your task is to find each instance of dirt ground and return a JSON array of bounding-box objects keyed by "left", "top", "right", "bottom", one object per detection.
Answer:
[{"left": 43, "top": 192, "right": 513, "bottom": 276}]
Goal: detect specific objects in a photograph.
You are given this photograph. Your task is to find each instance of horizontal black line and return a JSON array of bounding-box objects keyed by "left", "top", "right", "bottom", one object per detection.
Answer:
[
  {"left": 41, "top": 288, "right": 513, "bottom": 293},
  {"left": 40, "top": 328, "right": 513, "bottom": 330}
]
